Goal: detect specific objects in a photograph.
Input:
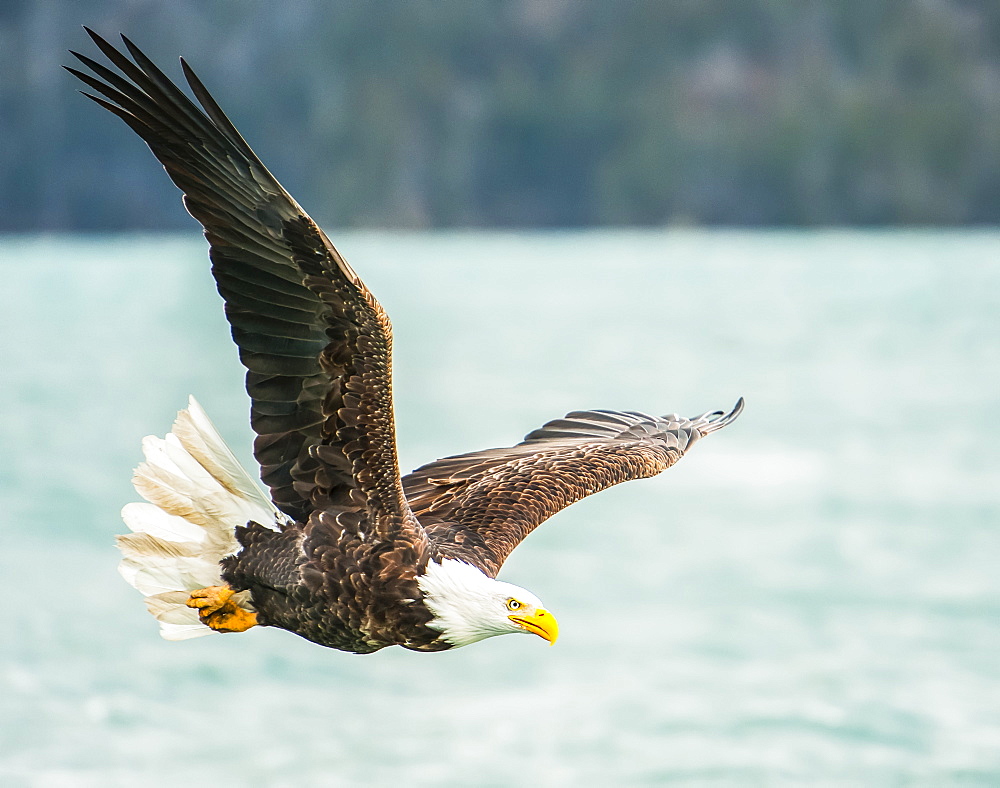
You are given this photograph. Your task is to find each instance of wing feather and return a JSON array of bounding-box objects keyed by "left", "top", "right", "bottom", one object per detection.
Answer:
[
  {"left": 403, "top": 400, "right": 743, "bottom": 575},
  {"left": 69, "top": 31, "right": 419, "bottom": 542}
]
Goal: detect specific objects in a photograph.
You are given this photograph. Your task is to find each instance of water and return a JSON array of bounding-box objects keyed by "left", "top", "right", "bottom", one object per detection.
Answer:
[{"left": 1, "top": 230, "right": 999, "bottom": 785}]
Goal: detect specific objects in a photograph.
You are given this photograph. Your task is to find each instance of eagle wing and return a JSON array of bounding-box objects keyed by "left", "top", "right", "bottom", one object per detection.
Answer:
[
  {"left": 68, "top": 31, "right": 417, "bottom": 540},
  {"left": 403, "top": 399, "right": 743, "bottom": 576}
]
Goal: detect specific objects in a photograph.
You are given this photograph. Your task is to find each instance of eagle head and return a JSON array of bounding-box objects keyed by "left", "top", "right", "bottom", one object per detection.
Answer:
[{"left": 416, "top": 559, "right": 559, "bottom": 648}]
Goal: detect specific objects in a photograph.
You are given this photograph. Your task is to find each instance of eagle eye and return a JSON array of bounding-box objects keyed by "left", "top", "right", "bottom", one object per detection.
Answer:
[{"left": 506, "top": 598, "right": 521, "bottom": 611}]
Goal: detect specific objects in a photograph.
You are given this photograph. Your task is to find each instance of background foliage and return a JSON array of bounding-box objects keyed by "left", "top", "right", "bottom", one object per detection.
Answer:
[{"left": 4, "top": 0, "right": 1000, "bottom": 229}]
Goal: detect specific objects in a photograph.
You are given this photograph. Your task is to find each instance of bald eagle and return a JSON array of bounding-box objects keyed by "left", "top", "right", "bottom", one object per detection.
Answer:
[{"left": 68, "top": 30, "right": 743, "bottom": 653}]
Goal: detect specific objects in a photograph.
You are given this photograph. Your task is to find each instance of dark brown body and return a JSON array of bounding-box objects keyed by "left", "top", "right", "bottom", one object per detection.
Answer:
[{"left": 223, "top": 521, "right": 444, "bottom": 653}]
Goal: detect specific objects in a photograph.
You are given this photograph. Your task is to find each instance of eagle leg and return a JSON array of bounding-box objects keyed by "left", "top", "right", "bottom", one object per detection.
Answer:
[{"left": 186, "top": 586, "right": 257, "bottom": 633}]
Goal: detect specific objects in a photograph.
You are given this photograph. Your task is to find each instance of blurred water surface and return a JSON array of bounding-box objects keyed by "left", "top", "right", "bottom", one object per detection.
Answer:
[{"left": 1, "top": 230, "right": 999, "bottom": 785}]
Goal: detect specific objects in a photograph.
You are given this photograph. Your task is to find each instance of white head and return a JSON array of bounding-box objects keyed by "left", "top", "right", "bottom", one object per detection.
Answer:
[{"left": 417, "top": 559, "right": 559, "bottom": 648}]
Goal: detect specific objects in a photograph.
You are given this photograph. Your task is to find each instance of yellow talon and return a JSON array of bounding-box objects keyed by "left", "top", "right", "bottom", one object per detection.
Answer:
[{"left": 186, "top": 585, "right": 257, "bottom": 633}]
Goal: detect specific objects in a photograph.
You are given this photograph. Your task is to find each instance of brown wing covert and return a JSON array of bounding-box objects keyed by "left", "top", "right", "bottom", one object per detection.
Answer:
[{"left": 403, "top": 399, "right": 744, "bottom": 575}]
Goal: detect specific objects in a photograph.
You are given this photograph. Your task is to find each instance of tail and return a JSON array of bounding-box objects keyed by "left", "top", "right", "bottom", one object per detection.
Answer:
[{"left": 117, "top": 397, "right": 284, "bottom": 640}]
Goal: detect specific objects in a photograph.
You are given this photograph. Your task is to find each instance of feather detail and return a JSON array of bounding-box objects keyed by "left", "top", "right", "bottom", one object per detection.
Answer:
[
  {"left": 121, "top": 502, "right": 205, "bottom": 544},
  {"left": 118, "top": 397, "right": 272, "bottom": 639}
]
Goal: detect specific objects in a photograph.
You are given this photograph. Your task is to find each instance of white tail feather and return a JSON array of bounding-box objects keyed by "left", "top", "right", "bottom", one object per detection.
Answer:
[
  {"left": 121, "top": 503, "right": 206, "bottom": 545},
  {"left": 118, "top": 397, "right": 281, "bottom": 640}
]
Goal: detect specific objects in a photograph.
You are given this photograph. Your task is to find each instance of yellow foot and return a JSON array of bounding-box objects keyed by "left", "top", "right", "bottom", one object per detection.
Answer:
[{"left": 186, "top": 586, "right": 257, "bottom": 633}]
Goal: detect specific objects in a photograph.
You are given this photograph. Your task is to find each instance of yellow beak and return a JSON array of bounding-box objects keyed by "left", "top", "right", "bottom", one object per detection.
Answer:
[{"left": 509, "top": 608, "right": 559, "bottom": 645}]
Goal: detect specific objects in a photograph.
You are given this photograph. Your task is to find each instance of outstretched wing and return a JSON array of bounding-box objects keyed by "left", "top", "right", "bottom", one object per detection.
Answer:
[
  {"left": 68, "top": 30, "right": 416, "bottom": 540},
  {"left": 403, "top": 399, "right": 743, "bottom": 576}
]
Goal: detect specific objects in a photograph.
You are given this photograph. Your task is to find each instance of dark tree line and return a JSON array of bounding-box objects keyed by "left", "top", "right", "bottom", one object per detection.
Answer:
[{"left": 4, "top": 0, "right": 1000, "bottom": 230}]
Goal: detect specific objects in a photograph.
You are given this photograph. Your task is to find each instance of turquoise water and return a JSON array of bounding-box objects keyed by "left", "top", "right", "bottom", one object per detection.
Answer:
[{"left": 2, "top": 230, "right": 999, "bottom": 785}]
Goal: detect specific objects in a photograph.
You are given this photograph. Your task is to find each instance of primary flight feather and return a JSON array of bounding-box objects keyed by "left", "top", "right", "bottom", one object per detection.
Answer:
[{"left": 68, "top": 30, "right": 743, "bottom": 653}]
